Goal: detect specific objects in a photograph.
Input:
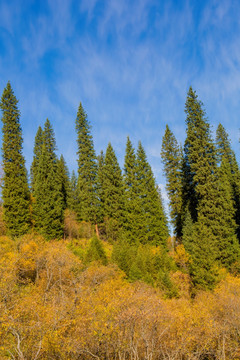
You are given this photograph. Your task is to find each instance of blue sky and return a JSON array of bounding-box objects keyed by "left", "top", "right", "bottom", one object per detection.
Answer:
[{"left": 1, "top": 0, "right": 240, "bottom": 206}]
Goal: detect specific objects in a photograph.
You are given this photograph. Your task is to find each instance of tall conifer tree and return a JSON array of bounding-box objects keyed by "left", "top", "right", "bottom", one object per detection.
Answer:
[
  {"left": 189, "top": 219, "right": 218, "bottom": 290},
  {"left": 136, "top": 142, "right": 168, "bottom": 246},
  {"left": 0, "top": 82, "right": 30, "bottom": 237},
  {"left": 95, "top": 151, "right": 105, "bottom": 224},
  {"left": 30, "top": 126, "right": 43, "bottom": 194},
  {"left": 68, "top": 170, "right": 78, "bottom": 212},
  {"left": 33, "top": 119, "right": 64, "bottom": 239},
  {"left": 184, "top": 87, "right": 217, "bottom": 222},
  {"left": 181, "top": 208, "right": 194, "bottom": 254},
  {"left": 123, "top": 137, "right": 141, "bottom": 243},
  {"left": 182, "top": 87, "right": 237, "bottom": 288},
  {"left": 161, "top": 125, "right": 183, "bottom": 236},
  {"left": 75, "top": 103, "right": 97, "bottom": 222},
  {"left": 57, "top": 155, "right": 70, "bottom": 210},
  {"left": 101, "top": 143, "right": 125, "bottom": 222},
  {"left": 216, "top": 123, "right": 240, "bottom": 241},
  {"left": 182, "top": 88, "right": 218, "bottom": 288},
  {"left": 214, "top": 157, "right": 240, "bottom": 268}
]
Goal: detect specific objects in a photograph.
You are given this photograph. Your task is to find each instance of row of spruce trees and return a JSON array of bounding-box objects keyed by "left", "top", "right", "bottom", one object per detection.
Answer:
[
  {"left": 0, "top": 82, "right": 168, "bottom": 246},
  {"left": 2, "top": 82, "right": 240, "bottom": 290},
  {"left": 161, "top": 86, "right": 240, "bottom": 289}
]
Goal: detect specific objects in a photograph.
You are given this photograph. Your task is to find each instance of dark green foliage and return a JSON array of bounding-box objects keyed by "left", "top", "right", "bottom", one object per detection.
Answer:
[
  {"left": 101, "top": 143, "right": 125, "bottom": 222},
  {"left": 189, "top": 219, "right": 218, "bottom": 290},
  {"left": 129, "top": 261, "right": 144, "bottom": 282},
  {"left": 96, "top": 151, "right": 105, "bottom": 224},
  {"left": 123, "top": 137, "right": 142, "bottom": 243},
  {"left": 111, "top": 239, "right": 138, "bottom": 276},
  {"left": 184, "top": 87, "right": 217, "bottom": 221},
  {"left": 216, "top": 123, "right": 240, "bottom": 241},
  {"left": 30, "top": 126, "right": 43, "bottom": 194},
  {"left": 85, "top": 235, "right": 108, "bottom": 265},
  {"left": 181, "top": 151, "right": 198, "bottom": 224},
  {"left": 43, "top": 119, "right": 57, "bottom": 160},
  {"left": 68, "top": 170, "right": 78, "bottom": 212},
  {"left": 0, "top": 82, "right": 30, "bottom": 237},
  {"left": 216, "top": 123, "right": 235, "bottom": 164},
  {"left": 181, "top": 87, "right": 221, "bottom": 289},
  {"left": 180, "top": 88, "right": 240, "bottom": 288},
  {"left": 3, "top": 83, "right": 240, "bottom": 292},
  {"left": 161, "top": 125, "right": 183, "bottom": 236},
  {"left": 181, "top": 208, "right": 194, "bottom": 255},
  {"left": 99, "top": 217, "right": 121, "bottom": 243},
  {"left": 157, "top": 271, "right": 179, "bottom": 298},
  {"left": 33, "top": 120, "right": 64, "bottom": 240},
  {"left": 123, "top": 137, "right": 136, "bottom": 193},
  {"left": 96, "top": 143, "right": 125, "bottom": 242},
  {"left": 129, "top": 245, "right": 172, "bottom": 284},
  {"left": 113, "top": 239, "right": 177, "bottom": 296},
  {"left": 75, "top": 102, "right": 97, "bottom": 223},
  {"left": 135, "top": 142, "right": 168, "bottom": 246},
  {"left": 57, "top": 155, "right": 70, "bottom": 210},
  {"left": 123, "top": 138, "right": 168, "bottom": 246},
  {"left": 214, "top": 157, "right": 240, "bottom": 268},
  {"left": 182, "top": 207, "right": 219, "bottom": 290}
]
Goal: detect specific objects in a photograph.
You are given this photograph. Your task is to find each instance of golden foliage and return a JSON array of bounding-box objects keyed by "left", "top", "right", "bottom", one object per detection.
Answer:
[
  {"left": 1, "top": 235, "right": 240, "bottom": 359},
  {"left": 171, "top": 243, "right": 192, "bottom": 270},
  {"left": 0, "top": 205, "right": 6, "bottom": 236}
]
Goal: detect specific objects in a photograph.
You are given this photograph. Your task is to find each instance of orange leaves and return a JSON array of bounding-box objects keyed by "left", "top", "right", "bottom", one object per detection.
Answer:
[
  {"left": 171, "top": 243, "right": 192, "bottom": 270},
  {"left": 1, "top": 235, "right": 240, "bottom": 359},
  {"left": 16, "top": 239, "right": 40, "bottom": 283}
]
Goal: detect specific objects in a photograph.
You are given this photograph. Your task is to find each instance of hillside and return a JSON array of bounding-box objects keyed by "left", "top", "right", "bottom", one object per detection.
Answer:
[{"left": 1, "top": 233, "right": 240, "bottom": 359}]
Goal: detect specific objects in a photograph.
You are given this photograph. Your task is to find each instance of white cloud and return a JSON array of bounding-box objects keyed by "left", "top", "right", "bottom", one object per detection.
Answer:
[{"left": 2, "top": 0, "right": 240, "bottom": 187}]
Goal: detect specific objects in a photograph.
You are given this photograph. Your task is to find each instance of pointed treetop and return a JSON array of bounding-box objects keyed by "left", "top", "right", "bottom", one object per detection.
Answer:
[
  {"left": 124, "top": 136, "right": 136, "bottom": 188},
  {"left": 1, "top": 81, "right": 19, "bottom": 109},
  {"left": 76, "top": 102, "right": 92, "bottom": 135},
  {"left": 75, "top": 101, "right": 97, "bottom": 222},
  {"left": 43, "top": 119, "right": 57, "bottom": 161},
  {"left": 0, "top": 82, "right": 30, "bottom": 237},
  {"left": 185, "top": 86, "right": 206, "bottom": 127},
  {"left": 216, "top": 123, "right": 233, "bottom": 162}
]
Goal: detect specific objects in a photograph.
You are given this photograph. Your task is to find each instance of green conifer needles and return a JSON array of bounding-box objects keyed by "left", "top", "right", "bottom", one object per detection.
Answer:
[
  {"left": 0, "top": 82, "right": 30, "bottom": 237},
  {"left": 33, "top": 120, "right": 64, "bottom": 239},
  {"left": 75, "top": 103, "right": 97, "bottom": 223}
]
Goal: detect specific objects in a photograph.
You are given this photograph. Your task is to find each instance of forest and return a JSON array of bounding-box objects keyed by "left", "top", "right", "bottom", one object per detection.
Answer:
[{"left": 1, "top": 81, "right": 240, "bottom": 359}]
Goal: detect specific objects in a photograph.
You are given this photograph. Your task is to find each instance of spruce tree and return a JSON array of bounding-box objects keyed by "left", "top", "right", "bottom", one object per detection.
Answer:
[
  {"left": 182, "top": 88, "right": 219, "bottom": 288},
  {"left": 75, "top": 102, "right": 97, "bottom": 223},
  {"left": 101, "top": 143, "right": 125, "bottom": 222},
  {"left": 85, "top": 235, "right": 108, "bottom": 265},
  {"left": 123, "top": 137, "right": 141, "bottom": 243},
  {"left": 95, "top": 151, "right": 105, "bottom": 224},
  {"left": 43, "top": 119, "right": 57, "bottom": 160},
  {"left": 184, "top": 86, "right": 217, "bottom": 222},
  {"left": 68, "top": 170, "right": 78, "bottom": 212},
  {"left": 161, "top": 125, "right": 183, "bottom": 236},
  {"left": 181, "top": 87, "right": 240, "bottom": 288},
  {"left": 181, "top": 208, "right": 194, "bottom": 254},
  {"left": 0, "top": 82, "right": 30, "bottom": 237},
  {"left": 30, "top": 126, "right": 43, "bottom": 194},
  {"left": 136, "top": 142, "right": 168, "bottom": 246},
  {"left": 214, "top": 157, "right": 240, "bottom": 268},
  {"left": 33, "top": 119, "right": 64, "bottom": 239},
  {"left": 124, "top": 137, "right": 136, "bottom": 193},
  {"left": 57, "top": 155, "right": 70, "bottom": 210},
  {"left": 216, "top": 123, "right": 240, "bottom": 241},
  {"left": 189, "top": 219, "right": 218, "bottom": 290},
  {"left": 216, "top": 123, "right": 236, "bottom": 164}
]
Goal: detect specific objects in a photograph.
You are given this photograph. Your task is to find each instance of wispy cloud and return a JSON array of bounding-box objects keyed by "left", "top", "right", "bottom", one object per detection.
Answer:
[{"left": 1, "top": 0, "right": 240, "bottom": 192}]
